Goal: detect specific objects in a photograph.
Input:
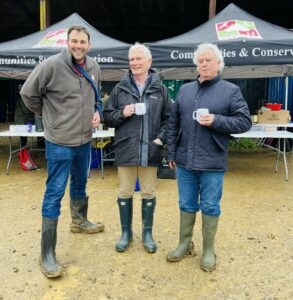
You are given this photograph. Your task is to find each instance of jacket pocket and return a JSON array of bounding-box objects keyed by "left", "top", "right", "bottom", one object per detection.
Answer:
[
  {"left": 112, "top": 135, "right": 129, "bottom": 147},
  {"left": 148, "top": 141, "right": 163, "bottom": 165},
  {"left": 50, "top": 114, "right": 66, "bottom": 129},
  {"left": 114, "top": 136, "right": 137, "bottom": 164},
  {"left": 211, "top": 133, "right": 229, "bottom": 152}
]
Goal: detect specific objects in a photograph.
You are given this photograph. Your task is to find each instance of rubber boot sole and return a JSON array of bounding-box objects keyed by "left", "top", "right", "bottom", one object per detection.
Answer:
[
  {"left": 39, "top": 258, "right": 63, "bottom": 278},
  {"left": 167, "top": 241, "right": 196, "bottom": 262},
  {"left": 200, "top": 265, "right": 216, "bottom": 272},
  {"left": 70, "top": 222, "right": 105, "bottom": 234},
  {"left": 115, "top": 239, "right": 133, "bottom": 252},
  {"left": 200, "top": 254, "right": 217, "bottom": 272},
  {"left": 144, "top": 244, "right": 157, "bottom": 253}
]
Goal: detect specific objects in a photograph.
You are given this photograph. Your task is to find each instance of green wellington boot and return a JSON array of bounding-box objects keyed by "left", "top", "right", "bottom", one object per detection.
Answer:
[
  {"left": 200, "top": 214, "right": 219, "bottom": 272},
  {"left": 40, "top": 217, "right": 63, "bottom": 278},
  {"left": 167, "top": 211, "right": 196, "bottom": 262},
  {"left": 116, "top": 197, "right": 133, "bottom": 252},
  {"left": 142, "top": 198, "right": 157, "bottom": 253},
  {"left": 70, "top": 197, "right": 105, "bottom": 233}
]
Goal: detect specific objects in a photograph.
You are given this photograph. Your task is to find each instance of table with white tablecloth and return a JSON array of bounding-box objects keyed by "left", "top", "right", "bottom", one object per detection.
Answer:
[
  {"left": 231, "top": 125, "right": 293, "bottom": 181},
  {"left": 0, "top": 128, "right": 115, "bottom": 177}
]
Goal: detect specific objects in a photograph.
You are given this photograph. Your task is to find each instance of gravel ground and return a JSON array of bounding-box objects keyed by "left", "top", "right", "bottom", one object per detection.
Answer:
[{"left": 0, "top": 124, "right": 292, "bottom": 300}]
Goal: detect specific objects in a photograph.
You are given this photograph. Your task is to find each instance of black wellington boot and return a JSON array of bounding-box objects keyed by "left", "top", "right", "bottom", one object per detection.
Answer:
[
  {"left": 116, "top": 198, "right": 133, "bottom": 252},
  {"left": 142, "top": 198, "right": 157, "bottom": 253},
  {"left": 70, "top": 196, "right": 105, "bottom": 234},
  {"left": 40, "top": 217, "right": 63, "bottom": 278}
]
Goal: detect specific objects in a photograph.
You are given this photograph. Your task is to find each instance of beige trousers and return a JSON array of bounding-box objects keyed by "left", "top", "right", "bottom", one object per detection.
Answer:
[{"left": 118, "top": 166, "right": 158, "bottom": 199}]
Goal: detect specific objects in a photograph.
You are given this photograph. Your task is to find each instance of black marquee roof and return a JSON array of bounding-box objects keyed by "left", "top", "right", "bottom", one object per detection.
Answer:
[
  {"left": 0, "top": 0, "right": 292, "bottom": 44},
  {"left": 1, "top": 4, "right": 292, "bottom": 81}
]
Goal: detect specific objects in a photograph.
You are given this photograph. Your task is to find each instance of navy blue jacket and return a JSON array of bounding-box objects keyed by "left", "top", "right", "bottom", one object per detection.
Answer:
[{"left": 166, "top": 75, "right": 252, "bottom": 171}]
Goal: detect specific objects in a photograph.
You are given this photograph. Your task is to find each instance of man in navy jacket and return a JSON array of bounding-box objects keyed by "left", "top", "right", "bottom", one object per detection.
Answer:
[{"left": 166, "top": 43, "right": 251, "bottom": 271}]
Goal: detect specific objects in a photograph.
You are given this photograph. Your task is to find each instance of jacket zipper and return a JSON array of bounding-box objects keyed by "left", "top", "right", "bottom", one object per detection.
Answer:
[
  {"left": 138, "top": 94, "right": 143, "bottom": 164},
  {"left": 79, "top": 76, "right": 84, "bottom": 144}
]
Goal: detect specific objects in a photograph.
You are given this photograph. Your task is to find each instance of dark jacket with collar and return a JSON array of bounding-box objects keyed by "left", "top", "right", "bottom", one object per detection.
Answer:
[
  {"left": 104, "top": 69, "right": 172, "bottom": 166},
  {"left": 166, "top": 75, "right": 252, "bottom": 171},
  {"left": 20, "top": 48, "right": 101, "bottom": 146}
]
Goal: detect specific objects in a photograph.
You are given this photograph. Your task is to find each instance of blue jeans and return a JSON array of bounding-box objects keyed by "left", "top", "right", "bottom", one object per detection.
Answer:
[
  {"left": 42, "top": 140, "right": 90, "bottom": 219},
  {"left": 176, "top": 166, "right": 224, "bottom": 216}
]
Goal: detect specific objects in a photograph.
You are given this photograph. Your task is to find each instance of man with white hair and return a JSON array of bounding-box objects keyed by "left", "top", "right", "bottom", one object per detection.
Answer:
[
  {"left": 104, "top": 42, "right": 172, "bottom": 253},
  {"left": 166, "top": 43, "right": 252, "bottom": 271}
]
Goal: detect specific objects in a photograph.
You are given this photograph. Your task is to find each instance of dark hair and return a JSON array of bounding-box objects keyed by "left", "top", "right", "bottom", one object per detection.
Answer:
[{"left": 67, "top": 25, "right": 90, "bottom": 41}]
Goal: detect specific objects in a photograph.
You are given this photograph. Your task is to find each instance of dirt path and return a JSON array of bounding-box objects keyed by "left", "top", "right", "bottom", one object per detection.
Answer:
[{"left": 0, "top": 130, "right": 292, "bottom": 299}]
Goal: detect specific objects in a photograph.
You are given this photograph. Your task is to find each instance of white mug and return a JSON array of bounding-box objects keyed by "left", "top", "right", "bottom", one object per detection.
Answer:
[
  {"left": 134, "top": 103, "right": 146, "bottom": 115},
  {"left": 192, "top": 108, "right": 209, "bottom": 122}
]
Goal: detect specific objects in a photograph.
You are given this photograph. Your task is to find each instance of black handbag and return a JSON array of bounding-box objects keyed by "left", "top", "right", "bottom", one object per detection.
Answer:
[{"left": 157, "top": 162, "right": 176, "bottom": 179}]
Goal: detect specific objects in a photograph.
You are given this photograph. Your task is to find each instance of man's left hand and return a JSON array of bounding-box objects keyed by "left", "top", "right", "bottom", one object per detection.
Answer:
[
  {"left": 153, "top": 138, "right": 163, "bottom": 145},
  {"left": 91, "top": 111, "right": 101, "bottom": 128}
]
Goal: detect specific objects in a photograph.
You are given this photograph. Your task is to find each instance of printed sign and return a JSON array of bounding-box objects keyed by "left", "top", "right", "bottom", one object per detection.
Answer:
[
  {"left": 216, "top": 20, "right": 262, "bottom": 41},
  {"left": 33, "top": 29, "right": 68, "bottom": 48}
]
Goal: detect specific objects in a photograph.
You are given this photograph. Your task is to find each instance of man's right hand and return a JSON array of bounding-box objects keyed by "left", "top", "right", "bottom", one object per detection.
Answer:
[
  {"left": 169, "top": 161, "right": 176, "bottom": 169},
  {"left": 123, "top": 104, "right": 135, "bottom": 118}
]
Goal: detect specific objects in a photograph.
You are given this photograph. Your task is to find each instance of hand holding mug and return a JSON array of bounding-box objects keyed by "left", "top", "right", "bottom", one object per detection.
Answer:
[
  {"left": 192, "top": 108, "right": 209, "bottom": 122},
  {"left": 192, "top": 108, "right": 214, "bottom": 126},
  {"left": 123, "top": 104, "right": 135, "bottom": 118},
  {"left": 134, "top": 103, "right": 146, "bottom": 115}
]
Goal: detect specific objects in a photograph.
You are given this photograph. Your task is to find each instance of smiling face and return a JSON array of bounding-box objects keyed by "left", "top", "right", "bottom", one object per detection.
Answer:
[
  {"left": 129, "top": 48, "right": 152, "bottom": 78},
  {"left": 67, "top": 29, "right": 91, "bottom": 64},
  {"left": 197, "top": 48, "right": 220, "bottom": 81}
]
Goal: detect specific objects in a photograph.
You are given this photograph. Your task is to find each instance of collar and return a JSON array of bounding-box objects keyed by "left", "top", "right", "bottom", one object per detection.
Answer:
[
  {"left": 72, "top": 61, "right": 86, "bottom": 76},
  {"left": 130, "top": 72, "right": 151, "bottom": 96},
  {"left": 196, "top": 74, "right": 221, "bottom": 87},
  {"left": 131, "top": 72, "right": 151, "bottom": 87}
]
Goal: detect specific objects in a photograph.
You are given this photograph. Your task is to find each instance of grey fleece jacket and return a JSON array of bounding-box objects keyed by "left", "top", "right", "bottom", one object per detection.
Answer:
[{"left": 20, "top": 48, "right": 101, "bottom": 146}]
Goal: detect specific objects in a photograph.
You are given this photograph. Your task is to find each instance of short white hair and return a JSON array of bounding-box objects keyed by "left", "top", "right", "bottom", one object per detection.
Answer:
[
  {"left": 128, "top": 42, "right": 152, "bottom": 59},
  {"left": 193, "top": 43, "right": 225, "bottom": 73}
]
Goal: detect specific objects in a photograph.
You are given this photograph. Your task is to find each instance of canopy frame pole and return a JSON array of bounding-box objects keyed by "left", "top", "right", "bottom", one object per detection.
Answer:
[
  {"left": 209, "top": 0, "right": 217, "bottom": 19},
  {"left": 285, "top": 76, "right": 288, "bottom": 110},
  {"left": 40, "top": 0, "right": 50, "bottom": 30}
]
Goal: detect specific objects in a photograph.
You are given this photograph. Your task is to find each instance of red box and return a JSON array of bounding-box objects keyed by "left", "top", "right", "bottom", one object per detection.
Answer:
[{"left": 264, "top": 103, "right": 282, "bottom": 111}]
